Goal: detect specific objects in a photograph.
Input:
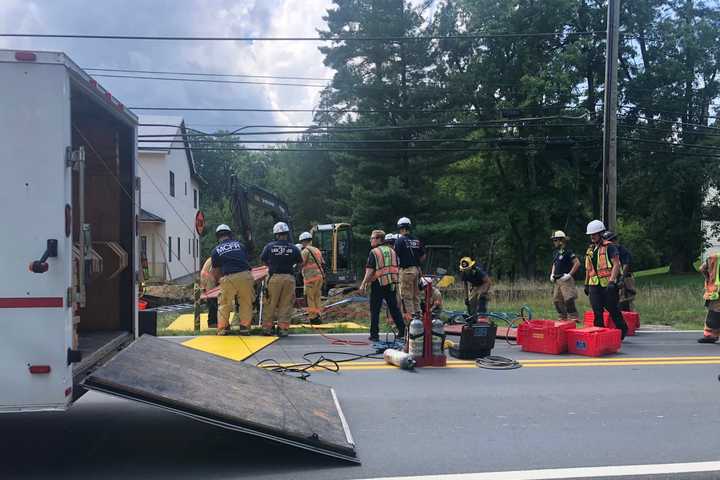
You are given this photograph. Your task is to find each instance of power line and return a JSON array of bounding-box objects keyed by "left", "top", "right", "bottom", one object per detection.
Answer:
[
  {"left": 143, "top": 143, "right": 597, "bottom": 153},
  {"left": 84, "top": 67, "right": 331, "bottom": 82},
  {"left": 0, "top": 31, "right": 609, "bottom": 42},
  {"left": 138, "top": 135, "right": 600, "bottom": 145},
  {"left": 91, "top": 73, "right": 328, "bottom": 88}
]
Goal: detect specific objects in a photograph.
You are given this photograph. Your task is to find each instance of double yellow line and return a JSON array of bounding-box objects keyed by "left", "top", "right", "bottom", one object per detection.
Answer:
[{"left": 311, "top": 356, "right": 720, "bottom": 371}]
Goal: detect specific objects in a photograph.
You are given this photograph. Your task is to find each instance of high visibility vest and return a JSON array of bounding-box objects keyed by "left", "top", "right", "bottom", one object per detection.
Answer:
[
  {"left": 704, "top": 254, "right": 720, "bottom": 301},
  {"left": 301, "top": 246, "right": 324, "bottom": 285},
  {"left": 371, "top": 245, "right": 400, "bottom": 286},
  {"left": 585, "top": 241, "right": 613, "bottom": 287}
]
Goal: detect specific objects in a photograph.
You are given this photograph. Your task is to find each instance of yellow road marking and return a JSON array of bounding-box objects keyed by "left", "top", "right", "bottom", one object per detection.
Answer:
[{"left": 292, "top": 357, "right": 720, "bottom": 371}]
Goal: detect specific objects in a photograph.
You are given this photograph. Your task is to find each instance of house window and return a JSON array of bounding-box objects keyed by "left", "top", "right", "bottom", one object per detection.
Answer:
[
  {"left": 185, "top": 181, "right": 188, "bottom": 196},
  {"left": 169, "top": 171, "right": 175, "bottom": 197},
  {"left": 140, "top": 236, "right": 147, "bottom": 257},
  {"left": 168, "top": 236, "right": 172, "bottom": 262},
  {"left": 193, "top": 189, "right": 198, "bottom": 209},
  {"left": 177, "top": 237, "right": 181, "bottom": 261}
]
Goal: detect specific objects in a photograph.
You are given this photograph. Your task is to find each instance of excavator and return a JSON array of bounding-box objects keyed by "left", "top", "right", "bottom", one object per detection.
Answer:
[
  {"left": 229, "top": 177, "right": 293, "bottom": 256},
  {"left": 310, "top": 223, "right": 357, "bottom": 290}
]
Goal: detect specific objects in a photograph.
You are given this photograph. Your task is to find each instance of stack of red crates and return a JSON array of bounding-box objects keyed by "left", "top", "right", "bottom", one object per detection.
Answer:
[
  {"left": 517, "top": 320, "right": 577, "bottom": 354},
  {"left": 583, "top": 311, "right": 640, "bottom": 336},
  {"left": 566, "top": 327, "right": 622, "bottom": 356}
]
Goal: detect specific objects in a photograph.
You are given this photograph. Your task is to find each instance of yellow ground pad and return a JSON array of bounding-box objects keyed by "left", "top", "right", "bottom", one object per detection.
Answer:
[
  {"left": 167, "top": 313, "right": 213, "bottom": 332},
  {"left": 181, "top": 336, "right": 278, "bottom": 361},
  {"left": 290, "top": 322, "right": 365, "bottom": 330}
]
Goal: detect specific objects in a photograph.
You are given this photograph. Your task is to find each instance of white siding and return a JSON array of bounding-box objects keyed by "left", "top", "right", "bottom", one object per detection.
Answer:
[{"left": 137, "top": 120, "right": 200, "bottom": 282}]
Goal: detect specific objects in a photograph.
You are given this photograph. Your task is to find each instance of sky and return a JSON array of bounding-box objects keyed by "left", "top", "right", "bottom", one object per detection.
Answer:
[{"left": 0, "top": 0, "right": 338, "bottom": 135}]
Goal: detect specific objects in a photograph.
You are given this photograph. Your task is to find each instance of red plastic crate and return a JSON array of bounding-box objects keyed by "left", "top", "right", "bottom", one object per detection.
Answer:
[
  {"left": 517, "top": 320, "right": 577, "bottom": 355},
  {"left": 567, "top": 327, "right": 622, "bottom": 356},
  {"left": 583, "top": 311, "right": 639, "bottom": 336}
]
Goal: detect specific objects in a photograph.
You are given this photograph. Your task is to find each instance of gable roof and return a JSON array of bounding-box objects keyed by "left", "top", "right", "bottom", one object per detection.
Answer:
[{"left": 138, "top": 115, "right": 206, "bottom": 185}]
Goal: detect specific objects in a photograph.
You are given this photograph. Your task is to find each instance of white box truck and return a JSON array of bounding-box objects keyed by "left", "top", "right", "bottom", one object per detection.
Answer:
[{"left": 0, "top": 48, "right": 357, "bottom": 463}]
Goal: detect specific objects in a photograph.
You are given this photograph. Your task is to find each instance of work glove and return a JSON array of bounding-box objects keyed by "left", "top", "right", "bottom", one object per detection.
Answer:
[
  {"left": 583, "top": 285, "right": 589, "bottom": 296},
  {"left": 560, "top": 273, "right": 572, "bottom": 282},
  {"left": 550, "top": 274, "right": 556, "bottom": 283}
]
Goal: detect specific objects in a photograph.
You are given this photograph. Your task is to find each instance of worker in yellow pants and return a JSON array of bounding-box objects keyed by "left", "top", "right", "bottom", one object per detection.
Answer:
[
  {"left": 299, "top": 231, "right": 325, "bottom": 324},
  {"left": 260, "top": 222, "right": 302, "bottom": 336},
  {"left": 211, "top": 224, "right": 254, "bottom": 335},
  {"left": 394, "top": 217, "right": 426, "bottom": 318}
]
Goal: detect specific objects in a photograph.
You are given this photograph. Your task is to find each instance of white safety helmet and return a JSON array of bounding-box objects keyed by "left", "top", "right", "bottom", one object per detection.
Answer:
[
  {"left": 295, "top": 243, "right": 303, "bottom": 250},
  {"left": 397, "top": 217, "right": 412, "bottom": 228},
  {"left": 551, "top": 230, "right": 568, "bottom": 240},
  {"left": 586, "top": 219, "right": 606, "bottom": 235},
  {"left": 216, "top": 224, "right": 232, "bottom": 234},
  {"left": 384, "top": 233, "right": 396, "bottom": 242},
  {"left": 299, "top": 231, "right": 312, "bottom": 242},
  {"left": 273, "top": 222, "right": 290, "bottom": 235}
]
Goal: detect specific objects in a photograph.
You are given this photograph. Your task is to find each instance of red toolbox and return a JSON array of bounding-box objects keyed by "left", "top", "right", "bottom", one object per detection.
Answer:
[
  {"left": 517, "top": 320, "right": 577, "bottom": 355},
  {"left": 583, "top": 311, "right": 639, "bottom": 336},
  {"left": 567, "top": 327, "right": 622, "bottom": 356}
]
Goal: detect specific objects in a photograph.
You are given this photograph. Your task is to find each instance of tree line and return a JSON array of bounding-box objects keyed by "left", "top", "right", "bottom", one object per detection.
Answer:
[{"left": 195, "top": 0, "right": 720, "bottom": 279}]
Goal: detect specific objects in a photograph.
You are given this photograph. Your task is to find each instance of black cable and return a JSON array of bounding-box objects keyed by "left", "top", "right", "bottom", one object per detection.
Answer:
[
  {"left": 91, "top": 73, "right": 328, "bottom": 88},
  {"left": 0, "top": 31, "right": 609, "bottom": 42},
  {"left": 85, "top": 67, "right": 332, "bottom": 82},
  {"left": 256, "top": 351, "right": 384, "bottom": 380},
  {"left": 476, "top": 356, "right": 522, "bottom": 370},
  {"left": 138, "top": 135, "right": 600, "bottom": 145}
]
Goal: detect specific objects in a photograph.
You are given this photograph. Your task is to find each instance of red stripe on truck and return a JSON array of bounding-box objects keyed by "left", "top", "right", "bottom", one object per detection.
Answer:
[{"left": 0, "top": 297, "right": 63, "bottom": 308}]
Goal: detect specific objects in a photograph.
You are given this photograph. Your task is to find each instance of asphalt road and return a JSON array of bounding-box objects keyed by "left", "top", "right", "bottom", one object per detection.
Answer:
[{"left": 2, "top": 331, "right": 720, "bottom": 480}]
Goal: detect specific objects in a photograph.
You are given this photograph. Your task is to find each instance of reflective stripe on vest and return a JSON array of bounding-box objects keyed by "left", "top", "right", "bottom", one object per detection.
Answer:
[
  {"left": 372, "top": 245, "right": 399, "bottom": 286},
  {"left": 301, "top": 246, "right": 324, "bottom": 284},
  {"left": 704, "top": 254, "right": 720, "bottom": 301},
  {"left": 585, "top": 242, "right": 613, "bottom": 287}
]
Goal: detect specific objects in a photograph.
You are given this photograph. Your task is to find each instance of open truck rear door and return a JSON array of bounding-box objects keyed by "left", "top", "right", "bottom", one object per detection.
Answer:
[{"left": 81, "top": 335, "right": 358, "bottom": 463}]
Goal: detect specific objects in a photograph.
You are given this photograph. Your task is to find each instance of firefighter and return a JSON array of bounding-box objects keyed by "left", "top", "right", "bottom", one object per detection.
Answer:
[
  {"left": 299, "top": 231, "right": 325, "bottom": 325},
  {"left": 698, "top": 253, "right": 720, "bottom": 343},
  {"left": 458, "top": 257, "right": 491, "bottom": 318},
  {"left": 211, "top": 224, "right": 254, "bottom": 336},
  {"left": 584, "top": 220, "right": 628, "bottom": 339},
  {"left": 549, "top": 230, "right": 580, "bottom": 321},
  {"left": 200, "top": 256, "right": 219, "bottom": 328},
  {"left": 260, "top": 222, "right": 301, "bottom": 337},
  {"left": 358, "top": 229, "right": 406, "bottom": 341},
  {"left": 602, "top": 231, "right": 636, "bottom": 311},
  {"left": 384, "top": 232, "right": 397, "bottom": 249},
  {"left": 394, "top": 217, "right": 426, "bottom": 318}
]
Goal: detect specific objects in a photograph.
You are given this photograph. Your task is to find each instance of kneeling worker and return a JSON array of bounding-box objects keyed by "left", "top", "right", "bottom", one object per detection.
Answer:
[
  {"left": 458, "top": 257, "right": 491, "bottom": 318},
  {"left": 549, "top": 230, "right": 580, "bottom": 321},
  {"left": 299, "top": 231, "right": 325, "bottom": 325},
  {"left": 260, "top": 222, "right": 301, "bottom": 336},
  {"left": 211, "top": 224, "right": 254, "bottom": 335},
  {"left": 699, "top": 252, "right": 720, "bottom": 343},
  {"left": 359, "top": 230, "right": 406, "bottom": 341}
]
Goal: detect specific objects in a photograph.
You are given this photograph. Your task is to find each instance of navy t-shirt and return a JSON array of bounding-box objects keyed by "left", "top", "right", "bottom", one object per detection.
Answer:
[
  {"left": 460, "top": 265, "right": 487, "bottom": 286},
  {"left": 552, "top": 248, "right": 577, "bottom": 276},
  {"left": 617, "top": 244, "right": 632, "bottom": 268},
  {"left": 394, "top": 234, "right": 425, "bottom": 268},
  {"left": 260, "top": 240, "right": 301, "bottom": 275},
  {"left": 211, "top": 239, "right": 250, "bottom": 275}
]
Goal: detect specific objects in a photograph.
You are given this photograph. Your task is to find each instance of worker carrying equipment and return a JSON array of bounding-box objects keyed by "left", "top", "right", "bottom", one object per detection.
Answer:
[
  {"left": 394, "top": 217, "right": 426, "bottom": 318},
  {"left": 699, "top": 253, "right": 720, "bottom": 343},
  {"left": 459, "top": 257, "right": 491, "bottom": 318},
  {"left": 299, "top": 231, "right": 325, "bottom": 325},
  {"left": 550, "top": 230, "right": 580, "bottom": 321},
  {"left": 584, "top": 220, "right": 628, "bottom": 339},
  {"left": 211, "top": 224, "right": 254, "bottom": 336},
  {"left": 260, "top": 224, "right": 301, "bottom": 336},
  {"left": 358, "top": 230, "right": 406, "bottom": 341},
  {"left": 602, "top": 231, "right": 636, "bottom": 311}
]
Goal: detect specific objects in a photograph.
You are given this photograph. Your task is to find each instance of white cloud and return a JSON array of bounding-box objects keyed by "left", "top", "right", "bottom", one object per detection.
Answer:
[{"left": 0, "top": 0, "right": 336, "bottom": 136}]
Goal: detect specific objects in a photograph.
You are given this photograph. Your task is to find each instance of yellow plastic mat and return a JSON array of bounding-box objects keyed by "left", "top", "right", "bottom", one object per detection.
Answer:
[
  {"left": 166, "top": 313, "right": 212, "bottom": 332},
  {"left": 181, "top": 336, "right": 278, "bottom": 361}
]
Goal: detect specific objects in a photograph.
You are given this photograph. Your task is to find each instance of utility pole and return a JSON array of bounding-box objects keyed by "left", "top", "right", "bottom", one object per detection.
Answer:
[{"left": 602, "top": 0, "right": 620, "bottom": 231}]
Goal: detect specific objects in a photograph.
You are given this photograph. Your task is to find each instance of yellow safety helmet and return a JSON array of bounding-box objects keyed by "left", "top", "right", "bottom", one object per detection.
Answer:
[{"left": 459, "top": 256, "right": 476, "bottom": 271}]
